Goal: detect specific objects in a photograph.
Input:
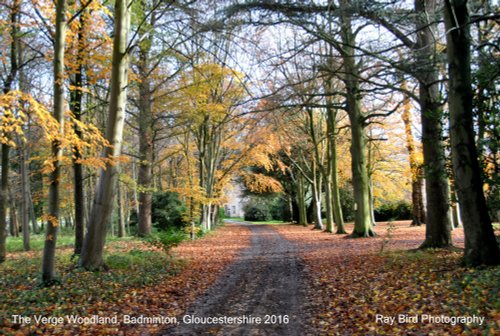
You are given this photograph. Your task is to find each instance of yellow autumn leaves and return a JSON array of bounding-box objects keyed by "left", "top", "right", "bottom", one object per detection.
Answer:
[{"left": 0, "top": 90, "right": 111, "bottom": 173}]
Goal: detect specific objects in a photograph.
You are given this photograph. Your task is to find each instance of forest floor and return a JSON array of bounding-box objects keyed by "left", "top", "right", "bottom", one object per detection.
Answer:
[{"left": 1, "top": 221, "right": 499, "bottom": 335}]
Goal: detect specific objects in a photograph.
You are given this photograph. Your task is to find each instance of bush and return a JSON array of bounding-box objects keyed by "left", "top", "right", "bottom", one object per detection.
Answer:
[
  {"left": 145, "top": 229, "right": 187, "bottom": 254},
  {"left": 243, "top": 200, "right": 272, "bottom": 221},
  {"left": 242, "top": 194, "right": 289, "bottom": 222},
  {"left": 339, "top": 186, "right": 355, "bottom": 222},
  {"left": 269, "top": 197, "right": 290, "bottom": 221},
  {"left": 374, "top": 201, "right": 412, "bottom": 221},
  {"left": 152, "top": 191, "right": 188, "bottom": 230}
]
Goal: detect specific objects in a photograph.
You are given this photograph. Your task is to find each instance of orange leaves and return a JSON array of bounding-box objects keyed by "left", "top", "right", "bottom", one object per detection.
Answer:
[
  {"left": 173, "top": 62, "right": 245, "bottom": 127},
  {"left": 274, "top": 222, "right": 497, "bottom": 335},
  {"left": 1, "top": 224, "right": 251, "bottom": 336},
  {"left": 242, "top": 172, "right": 284, "bottom": 193},
  {"left": 0, "top": 91, "right": 49, "bottom": 146},
  {"left": 41, "top": 214, "right": 59, "bottom": 228}
]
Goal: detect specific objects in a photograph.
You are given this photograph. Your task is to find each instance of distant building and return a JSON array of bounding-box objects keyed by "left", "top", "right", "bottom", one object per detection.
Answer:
[{"left": 223, "top": 182, "right": 245, "bottom": 218}]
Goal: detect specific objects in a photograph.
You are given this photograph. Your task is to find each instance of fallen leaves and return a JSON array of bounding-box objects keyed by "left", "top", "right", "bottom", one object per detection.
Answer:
[
  {"left": 273, "top": 221, "right": 499, "bottom": 335},
  {"left": 0, "top": 224, "right": 251, "bottom": 336}
]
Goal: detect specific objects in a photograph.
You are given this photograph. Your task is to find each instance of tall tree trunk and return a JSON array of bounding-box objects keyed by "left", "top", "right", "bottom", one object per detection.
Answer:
[
  {"left": 444, "top": 0, "right": 500, "bottom": 266},
  {"left": 42, "top": 0, "right": 67, "bottom": 284},
  {"left": 415, "top": 0, "right": 452, "bottom": 248},
  {"left": 9, "top": 191, "right": 19, "bottom": 237},
  {"left": 307, "top": 108, "right": 324, "bottom": 230},
  {"left": 28, "top": 188, "right": 39, "bottom": 234},
  {"left": 297, "top": 174, "right": 308, "bottom": 226},
  {"left": 0, "top": 0, "right": 20, "bottom": 263},
  {"left": 0, "top": 144, "right": 10, "bottom": 263},
  {"left": 19, "top": 144, "right": 30, "bottom": 249},
  {"left": 328, "top": 126, "right": 345, "bottom": 234},
  {"left": 311, "top": 161, "right": 323, "bottom": 230},
  {"left": 117, "top": 176, "right": 126, "bottom": 238},
  {"left": 339, "top": 0, "right": 374, "bottom": 237},
  {"left": 137, "top": 41, "right": 153, "bottom": 236},
  {"left": 323, "top": 178, "right": 334, "bottom": 232},
  {"left": 79, "top": 0, "right": 130, "bottom": 270},
  {"left": 71, "top": 7, "right": 86, "bottom": 256},
  {"left": 400, "top": 76, "right": 425, "bottom": 225}
]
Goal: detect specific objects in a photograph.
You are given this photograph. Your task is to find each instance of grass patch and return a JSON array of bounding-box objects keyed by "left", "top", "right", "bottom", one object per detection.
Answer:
[
  {"left": 224, "top": 218, "right": 287, "bottom": 225},
  {"left": 0, "top": 239, "right": 185, "bottom": 324},
  {"left": 224, "top": 217, "right": 245, "bottom": 222},
  {"left": 6, "top": 233, "right": 137, "bottom": 253},
  {"left": 248, "top": 220, "right": 287, "bottom": 225},
  {"left": 6, "top": 234, "right": 75, "bottom": 252}
]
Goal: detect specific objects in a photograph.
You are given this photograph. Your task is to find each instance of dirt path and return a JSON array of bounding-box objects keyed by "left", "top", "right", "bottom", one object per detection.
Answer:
[{"left": 162, "top": 223, "right": 306, "bottom": 336}]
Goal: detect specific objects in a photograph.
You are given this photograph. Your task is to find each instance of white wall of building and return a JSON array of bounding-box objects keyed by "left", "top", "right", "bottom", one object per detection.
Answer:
[{"left": 223, "top": 183, "right": 245, "bottom": 218}]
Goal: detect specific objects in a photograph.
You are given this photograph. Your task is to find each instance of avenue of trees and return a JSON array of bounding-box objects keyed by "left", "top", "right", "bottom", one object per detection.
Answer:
[{"left": 0, "top": 0, "right": 498, "bottom": 285}]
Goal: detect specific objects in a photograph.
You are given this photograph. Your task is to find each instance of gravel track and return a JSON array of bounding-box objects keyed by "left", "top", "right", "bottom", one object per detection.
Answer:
[{"left": 161, "top": 224, "right": 306, "bottom": 336}]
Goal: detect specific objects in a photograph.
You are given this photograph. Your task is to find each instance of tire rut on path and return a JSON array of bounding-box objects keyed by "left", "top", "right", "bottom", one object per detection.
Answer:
[{"left": 161, "top": 224, "right": 306, "bottom": 336}]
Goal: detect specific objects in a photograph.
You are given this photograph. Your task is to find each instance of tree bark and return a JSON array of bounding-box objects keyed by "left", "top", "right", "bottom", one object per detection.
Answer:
[
  {"left": 9, "top": 190, "right": 19, "bottom": 237},
  {"left": 400, "top": 76, "right": 425, "bottom": 225},
  {"left": 42, "top": 0, "right": 66, "bottom": 284},
  {"left": 0, "top": 144, "right": 9, "bottom": 263},
  {"left": 19, "top": 138, "right": 30, "bottom": 250},
  {"left": 136, "top": 10, "right": 155, "bottom": 236},
  {"left": 79, "top": 0, "right": 130, "bottom": 270},
  {"left": 297, "top": 174, "right": 308, "bottom": 226},
  {"left": 0, "top": 0, "right": 21, "bottom": 263},
  {"left": 415, "top": 0, "right": 452, "bottom": 248},
  {"left": 444, "top": 0, "right": 500, "bottom": 266},
  {"left": 117, "top": 176, "right": 126, "bottom": 238},
  {"left": 339, "top": 0, "right": 374, "bottom": 237},
  {"left": 71, "top": 6, "right": 86, "bottom": 255}
]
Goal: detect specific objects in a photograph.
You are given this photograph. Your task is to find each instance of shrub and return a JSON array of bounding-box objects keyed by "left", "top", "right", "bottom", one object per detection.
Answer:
[
  {"left": 152, "top": 191, "right": 188, "bottom": 230},
  {"left": 243, "top": 200, "right": 272, "bottom": 221},
  {"left": 269, "top": 197, "right": 290, "bottom": 221},
  {"left": 374, "top": 201, "right": 412, "bottom": 221},
  {"left": 339, "top": 186, "right": 355, "bottom": 222},
  {"left": 145, "top": 229, "right": 187, "bottom": 254},
  {"left": 242, "top": 194, "right": 289, "bottom": 222}
]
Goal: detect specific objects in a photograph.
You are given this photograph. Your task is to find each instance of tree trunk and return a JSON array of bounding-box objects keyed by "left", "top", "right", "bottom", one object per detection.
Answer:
[
  {"left": 71, "top": 8, "right": 86, "bottom": 256},
  {"left": 400, "top": 76, "right": 425, "bottom": 225},
  {"left": 323, "top": 179, "right": 334, "bottom": 232},
  {"left": 79, "top": 0, "right": 130, "bottom": 270},
  {"left": 19, "top": 142, "right": 30, "bottom": 250},
  {"left": 0, "top": 0, "right": 20, "bottom": 263},
  {"left": 9, "top": 191, "right": 19, "bottom": 237},
  {"left": 117, "top": 176, "right": 126, "bottom": 238},
  {"left": 444, "top": 0, "right": 500, "bottom": 266},
  {"left": 0, "top": 144, "right": 10, "bottom": 263},
  {"left": 415, "top": 0, "right": 452, "bottom": 249},
  {"left": 137, "top": 15, "right": 154, "bottom": 236},
  {"left": 349, "top": 114, "right": 374, "bottom": 237},
  {"left": 42, "top": 0, "right": 66, "bottom": 284},
  {"left": 339, "top": 0, "right": 374, "bottom": 237},
  {"left": 28, "top": 188, "right": 39, "bottom": 234},
  {"left": 311, "top": 164, "right": 323, "bottom": 230},
  {"left": 297, "top": 175, "right": 308, "bottom": 226},
  {"left": 307, "top": 109, "right": 324, "bottom": 230},
  {"left": 330, "top": 133, "right": 345, "bottom": 234}
]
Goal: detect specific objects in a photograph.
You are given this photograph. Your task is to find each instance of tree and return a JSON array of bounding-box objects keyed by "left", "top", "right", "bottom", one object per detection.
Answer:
[
  {"left": 0, "top": 0, "right": 21, "bottom": 263},
  {"left": 174, "top": 62, "right": 247, "bottom": 231},
  {"left": 69, "top": 0, "right": 86, "bottom": 256},
  {"left": 413, "top": 0, "right": 452, "bottom": 248},
  {"left": 41, "top": 0, "right": 67, "bottom": 284},
  {"left": 79, "top": 0, "right": 131, "bottom": 270},
  {"left": 400, "top": 75, "right": 425, "bottom": 225},
  {"left": 443, "top": 0, "right": 500, "bottom": 266}
]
